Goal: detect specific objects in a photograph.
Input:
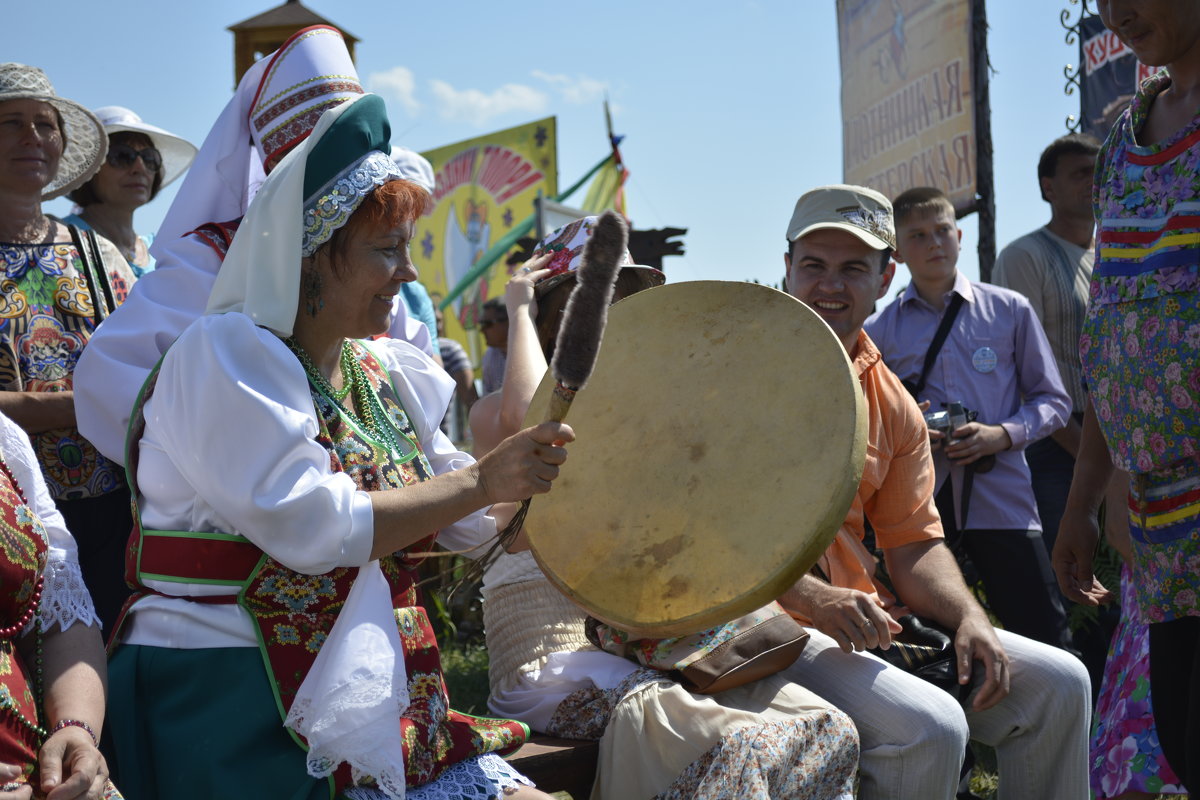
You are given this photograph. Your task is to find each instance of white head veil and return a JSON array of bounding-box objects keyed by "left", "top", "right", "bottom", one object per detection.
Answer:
[
  {"left": 206, "top": 93, "right": 403, "bottom": 336},
  {"left": 150, "top": 57, "right": 268, "bottom": 254}
]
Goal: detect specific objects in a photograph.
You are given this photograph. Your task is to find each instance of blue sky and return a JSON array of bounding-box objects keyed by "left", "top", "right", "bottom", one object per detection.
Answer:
[{"left": 12, "top": 1, "right": 1092, "bottom": 295}]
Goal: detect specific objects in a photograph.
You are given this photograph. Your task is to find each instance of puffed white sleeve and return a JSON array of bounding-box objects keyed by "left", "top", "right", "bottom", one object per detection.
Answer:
[
  {"left": 75, "top": 233, "right": 225, "bottom": 465},
  {"left": 386, "top": 295, "right": 435, "bottom": 356},
  {"left": 369, "top": 339, "right": 497, "bottom": 554},
  {"left": 139, "top": 313, "right": 375, "bottom": 574},
  {"left": 0, "top": 413, "right": 100, "bottom": 632}
]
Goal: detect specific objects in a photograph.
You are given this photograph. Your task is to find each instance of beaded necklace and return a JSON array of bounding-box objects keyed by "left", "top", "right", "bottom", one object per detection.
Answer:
[
  {"left": 0, "top": 456, "right": 46, "bottom": 743},
  {"left": 284, "top": 338, "right": 419, "bottom": 462},
  {"left": 285, "top": 337, "right": 355, "bottom": 402}
]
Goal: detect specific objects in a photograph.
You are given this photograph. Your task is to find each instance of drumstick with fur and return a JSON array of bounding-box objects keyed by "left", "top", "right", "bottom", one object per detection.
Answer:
[
  {"left": 494, "top": 211, "right": 627, "bottom": 551},
  {"left": 545, "top": 210, "right": 628, "bottom": 422}
]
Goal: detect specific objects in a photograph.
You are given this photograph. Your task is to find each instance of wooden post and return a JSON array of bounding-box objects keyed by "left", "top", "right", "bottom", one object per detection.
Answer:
[{"left": 972, "top": 0, "right": 996, "bottom": 283}]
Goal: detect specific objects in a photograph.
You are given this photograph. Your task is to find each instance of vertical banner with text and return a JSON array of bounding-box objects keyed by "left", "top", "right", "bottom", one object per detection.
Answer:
[
  {"left": 837, "top": 0, "right": 977, "bottom": 214},
  {"left": 414, "top": 118, "right": 557, "bottom": 336}
]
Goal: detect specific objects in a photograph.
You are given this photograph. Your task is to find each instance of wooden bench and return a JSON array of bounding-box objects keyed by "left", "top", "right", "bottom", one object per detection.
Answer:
[{"left": 505, "top": 735, "right": 598, "bottom": 799}]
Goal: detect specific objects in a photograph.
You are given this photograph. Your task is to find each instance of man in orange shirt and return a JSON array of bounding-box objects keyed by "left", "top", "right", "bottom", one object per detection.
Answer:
[{"left": 775, "top": 184, "right": 1091, "bottom": 800}]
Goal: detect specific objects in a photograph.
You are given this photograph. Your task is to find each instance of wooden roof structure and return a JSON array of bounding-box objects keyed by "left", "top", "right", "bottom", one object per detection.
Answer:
[{"left": 228, "top": 0, "right": 358, "bottom": 84}]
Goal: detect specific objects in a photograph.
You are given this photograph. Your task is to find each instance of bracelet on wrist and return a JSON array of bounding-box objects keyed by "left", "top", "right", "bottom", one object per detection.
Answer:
[{"left": 49, "top": 719, "right": 98, "bottom": 747}]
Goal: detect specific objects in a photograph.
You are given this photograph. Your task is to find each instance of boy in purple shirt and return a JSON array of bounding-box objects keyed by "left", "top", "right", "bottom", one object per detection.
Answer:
[{"left": 865, "top": 186, "right": 1073, "bottom": 649}]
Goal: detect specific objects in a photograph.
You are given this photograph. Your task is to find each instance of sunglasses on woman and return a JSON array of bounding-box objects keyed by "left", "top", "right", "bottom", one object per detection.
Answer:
[{"left": 107, "top": 143, "right": 163, "bottom": 172}]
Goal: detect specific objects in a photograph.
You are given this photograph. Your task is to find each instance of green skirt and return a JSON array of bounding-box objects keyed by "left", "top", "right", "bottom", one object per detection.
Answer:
[{"left": 108, "top": 645, "right": 335, "bottom": 800}]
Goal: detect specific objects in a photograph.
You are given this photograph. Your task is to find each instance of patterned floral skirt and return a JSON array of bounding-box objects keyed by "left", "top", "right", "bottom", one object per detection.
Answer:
[
  {"left": 485, "top": 576, "right": 858, "bottom": 799},
  {"left": 1090, "top": 564, "right": 1185, "bottom": 798},
  {"left": 1128, "top": 461, "right": 1200, "bottom": 622},
  {"left": 565, "top": 670, "right": 858, "bottom": 800}
]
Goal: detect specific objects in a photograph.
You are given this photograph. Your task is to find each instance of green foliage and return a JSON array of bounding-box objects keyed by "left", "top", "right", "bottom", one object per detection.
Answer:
[
  {"left": 425, "top": 585, "right": 457, "bottom": 642},
  {"left": 440, "top": 641, "right": 492, "bottom": 716}
]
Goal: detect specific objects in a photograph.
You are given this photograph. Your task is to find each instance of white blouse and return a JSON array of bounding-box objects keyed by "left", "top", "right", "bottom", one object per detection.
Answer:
[
  {"left": 74, "top": 233, "right": 435, "bottom": 466},
  {"left": 0, "top": 414, "right": 99, "bottom": 633},
  {"left": 123, "top": 312, "right": 494, "bottom": 649}
]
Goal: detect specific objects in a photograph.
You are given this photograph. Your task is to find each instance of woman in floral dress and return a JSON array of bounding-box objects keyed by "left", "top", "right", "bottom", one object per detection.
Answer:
[
  {"left": 0, "top": 64, "right": 137, "bottom": 639},
  {"left": 0, "top": 405, "right": 118, "bottom": 799},
  {"left": 1054, "top": 1, "right": 1200, "bottom": 793},
  {"left": 1090, "top": 474, "right": 1184, "bottom": 799}
]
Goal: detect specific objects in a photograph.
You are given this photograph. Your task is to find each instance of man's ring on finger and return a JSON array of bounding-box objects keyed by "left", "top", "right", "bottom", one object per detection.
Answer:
[
  {"left": 862, "top": 619, "right": 874, "bottom": 629},
  {"left": 521, "top": 266, "right": 532, "bottom": 274}
]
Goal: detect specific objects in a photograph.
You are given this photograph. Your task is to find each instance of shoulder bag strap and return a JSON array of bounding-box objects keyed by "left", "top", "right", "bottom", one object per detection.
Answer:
[
  {"left": 63, "top": 223, "right": 115, "bottom": 327},
  {"left": 84, "top": 228, "right": 117, "bottom": 318},
  {"left": 909, "top": 292, "right": 964, "bottom": 397},
  {"left": 64, "top": 222, "right": 105, "bottom": 329}
]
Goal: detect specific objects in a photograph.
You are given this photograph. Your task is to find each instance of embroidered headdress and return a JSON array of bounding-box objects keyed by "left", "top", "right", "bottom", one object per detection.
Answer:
[
  {"left": 153, "top": 25, "right": 362, "bottom": 252},
  {"left": 249, "top": 25, "right": 364, "bottom": 173},
  {"left": 300, "top": 94, "right": 401, "bottom": 256}
]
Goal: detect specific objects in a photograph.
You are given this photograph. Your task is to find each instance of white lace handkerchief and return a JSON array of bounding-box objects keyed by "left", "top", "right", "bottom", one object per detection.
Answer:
[{"left": 285, "top": 561, "right": 409, "bottom": 799}]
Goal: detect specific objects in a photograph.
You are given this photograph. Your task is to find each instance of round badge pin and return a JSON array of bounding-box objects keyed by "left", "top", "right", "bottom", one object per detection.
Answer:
[{"left": 972, "top": 346, "right": 998, "bottom": 373}]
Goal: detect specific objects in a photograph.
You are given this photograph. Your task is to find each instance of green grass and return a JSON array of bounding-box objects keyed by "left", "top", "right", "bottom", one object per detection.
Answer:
[{"left": 441, "top": 640, "right": 492, "bottom": 716}]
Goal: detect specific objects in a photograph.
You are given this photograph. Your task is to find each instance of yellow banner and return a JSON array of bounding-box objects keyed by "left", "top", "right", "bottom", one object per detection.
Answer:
[
  {"left": 838, "top": 0, "right": 976, "bottom": 214},
  {"left": 415, "top": 118, "right": 557, "bottom": 338}
]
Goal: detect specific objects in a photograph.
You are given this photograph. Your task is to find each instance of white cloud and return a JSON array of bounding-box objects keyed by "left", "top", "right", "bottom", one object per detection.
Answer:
[
  {"left": 368, "top": 66, "right": 421, "bottom": 117},
  {"left": 428, "top": 80, "right": 548, "bottom": 126},
  {"left": 531, "top": 71, "right": 609, "bottom": 105}
]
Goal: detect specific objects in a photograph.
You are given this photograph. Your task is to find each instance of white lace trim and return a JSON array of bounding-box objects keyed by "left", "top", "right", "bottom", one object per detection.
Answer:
[
  {"left": 37, "top": 556, "right": 100, "bottom": 632},
  {"left": 301, "top": 151, "right": 402, "bottom": 256},
  {"left": 341, "top": 754, "right": 532, "bottom": 800},
  {"left": 285, "top": 561, "right": 408, "bottom": 799}
]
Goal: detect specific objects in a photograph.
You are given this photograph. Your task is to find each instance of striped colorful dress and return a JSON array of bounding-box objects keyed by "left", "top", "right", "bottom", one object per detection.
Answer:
[{"left": 1080, "top": 67, "right": 1200, "bottom": 622}]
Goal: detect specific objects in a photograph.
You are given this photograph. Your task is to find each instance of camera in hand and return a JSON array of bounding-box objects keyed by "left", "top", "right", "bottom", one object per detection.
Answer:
[{"left": 923, "top": 402, "right": 995, "bottom": 473}]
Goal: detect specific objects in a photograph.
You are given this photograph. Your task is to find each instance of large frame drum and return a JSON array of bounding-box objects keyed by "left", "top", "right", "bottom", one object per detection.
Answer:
[{"left": 523, "top": 280, "right": 867, "bottom": 638}]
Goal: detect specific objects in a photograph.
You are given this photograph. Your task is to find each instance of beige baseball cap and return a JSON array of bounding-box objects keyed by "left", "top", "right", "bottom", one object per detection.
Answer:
[{"left": 786, "top": 184, "right": 896, "bottom": 251}]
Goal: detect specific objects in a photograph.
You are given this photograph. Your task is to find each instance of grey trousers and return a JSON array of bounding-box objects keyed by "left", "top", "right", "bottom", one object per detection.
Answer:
[{"left": 780, "top": 626, "right": 1092, "bottom": 800}]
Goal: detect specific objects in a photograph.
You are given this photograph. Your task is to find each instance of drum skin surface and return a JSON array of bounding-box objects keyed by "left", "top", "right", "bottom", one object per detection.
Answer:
[{"left": 523, "top": 280, "right": 867, "bottom": 638}]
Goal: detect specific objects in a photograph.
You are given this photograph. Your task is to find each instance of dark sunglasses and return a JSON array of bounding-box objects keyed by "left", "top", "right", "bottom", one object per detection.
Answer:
[
  {"left": 478, "top": 318, "right": 502, "bottom": 330},
  {"left": 107, "top": 143, "right": 162, "bottom": 172}
]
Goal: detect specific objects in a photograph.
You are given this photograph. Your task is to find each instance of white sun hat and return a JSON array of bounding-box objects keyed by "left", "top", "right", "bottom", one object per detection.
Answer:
[{"left": 92, "top": 106, "right": 198, "bottom": 189}]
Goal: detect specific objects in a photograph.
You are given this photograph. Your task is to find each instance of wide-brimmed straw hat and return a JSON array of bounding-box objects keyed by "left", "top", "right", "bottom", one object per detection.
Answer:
[
  {"left": 0, "top": 63, "right": 106, "bottom": 199},
  {"left": 92, "top": 106, "right": 197, "bottom": 189}
]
